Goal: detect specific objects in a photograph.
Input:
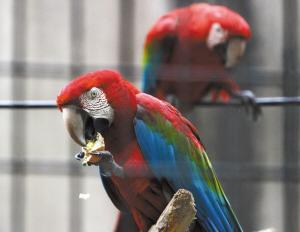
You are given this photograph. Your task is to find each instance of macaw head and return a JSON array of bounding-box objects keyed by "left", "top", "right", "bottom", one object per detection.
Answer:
[
  {"left": 195, "top": 3, "right": 251, "bottom": 67},
  {"left": 144, "top": 3, "right": 251, "bottom": 69},
  {"left": 56, "top": 70, "right": 139, "bottom": 146}
]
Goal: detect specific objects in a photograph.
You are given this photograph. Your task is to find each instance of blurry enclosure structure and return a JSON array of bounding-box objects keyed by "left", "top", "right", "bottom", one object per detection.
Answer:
[{"left": 0, "top": 0, "right": 299, "bottom": 231}]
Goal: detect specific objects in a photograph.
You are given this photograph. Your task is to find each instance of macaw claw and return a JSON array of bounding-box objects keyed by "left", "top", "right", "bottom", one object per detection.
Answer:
[
  {"left": 74, "top": 151, "right": 102, "bottom": 166},
  {"left": 234, "top": 90, "right": 262, "bottom": 121},
  {"left": 74, "top": 151, "right": 124, "bottom": 177},
  {"left": 75, "top": 152, "right": 85, "bottom": 160}
]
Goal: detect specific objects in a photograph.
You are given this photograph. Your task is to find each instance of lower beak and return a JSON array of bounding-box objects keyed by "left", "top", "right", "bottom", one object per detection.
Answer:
[{"left": 62, "top": 106, "right": 86, "bottom": 146}]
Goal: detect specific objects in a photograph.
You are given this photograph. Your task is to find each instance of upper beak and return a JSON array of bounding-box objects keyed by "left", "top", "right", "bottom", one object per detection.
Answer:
[
  {"left": 62, "top": 105, "right": 110, "bottom": 147},
  {"left": 62, "top": 106, "right": 86, "bottom": 146}
]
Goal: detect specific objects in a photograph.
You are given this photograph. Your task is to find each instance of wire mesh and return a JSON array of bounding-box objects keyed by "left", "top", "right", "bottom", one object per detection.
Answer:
[{"left": 1, "top": 1, "right": 299, "bottom": 232}]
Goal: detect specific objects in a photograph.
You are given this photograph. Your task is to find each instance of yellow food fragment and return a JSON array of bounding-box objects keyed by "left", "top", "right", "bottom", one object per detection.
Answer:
[
  {"left": 81, "top": 133, "right": 105, "bottom": 166},
  {"left": 81, "top": 154, "right": 93, "bottom": 166}
]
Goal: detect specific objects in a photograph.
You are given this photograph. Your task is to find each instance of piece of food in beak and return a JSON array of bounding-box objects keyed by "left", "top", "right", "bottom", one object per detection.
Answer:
[{"left": 81, "top": 133, "right": 105, "bottom": 166}]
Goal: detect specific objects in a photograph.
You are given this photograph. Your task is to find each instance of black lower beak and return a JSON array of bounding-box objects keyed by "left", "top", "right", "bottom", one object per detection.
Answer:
[
  {"left": 84, "top": 116, "right": 97, "bottom": 141},
  {"left": 93, "top": 118, "right": 110, "bottom": 136},
  {"left": 62, "top": 106, "right": 110, "bottom": 146},
  {"left": 84, "top": 117, "right": 110, "bottom": 141},
  {"left": 213, "top": 43, "right": 228, "bottom": 65}
]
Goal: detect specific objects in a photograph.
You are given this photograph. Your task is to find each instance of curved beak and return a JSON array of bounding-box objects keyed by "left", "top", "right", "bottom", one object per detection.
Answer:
[
  {"left": 62, "top": 106, "right": 86, "bottom": 146},
  {"left": 225, "top": 38, "right": 246, "bottom": 68},
  {"left": 61, "top": 105, "right": 110, "bottom": 147}
]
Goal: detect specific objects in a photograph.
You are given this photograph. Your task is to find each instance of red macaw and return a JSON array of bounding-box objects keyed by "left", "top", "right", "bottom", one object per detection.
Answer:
[
  {"left": 143, "top": 3, "right": 260, "bottom": 119},
  {"left": 57, "top": 70, "right": 242, "bottom": 232}
]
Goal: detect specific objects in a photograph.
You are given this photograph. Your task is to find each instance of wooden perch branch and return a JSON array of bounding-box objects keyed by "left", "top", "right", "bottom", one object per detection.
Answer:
[{"left": 149, "top": 189, "right": 196, "bottom": 232}]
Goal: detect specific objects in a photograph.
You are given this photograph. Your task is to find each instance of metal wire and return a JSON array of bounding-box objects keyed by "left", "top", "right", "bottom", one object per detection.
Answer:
[
  {"left": 0, "top": 100, "right": 57, "bottom": 109},
  {"left": 196, "top": 96, "right": 300, "bottom": 107},
  {"left": 1, "top": 97, "right": 300, "bottom": 109},
  {"left": 1, "top": 159, "right": 299, "bottom": 182}
]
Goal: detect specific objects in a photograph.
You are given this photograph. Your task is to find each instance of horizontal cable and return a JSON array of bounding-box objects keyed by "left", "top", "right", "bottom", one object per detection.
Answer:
[
  {"left": 1, "top": 97, "right": 300, "bottom": 109},
  {"left": 196, "top": 96, "right": 300, "bottom": 107},
  {"left": 0, "top": 61, "right": 140, "bottom": 81},
  {"left": 0, "top": 159, "right": 299, "bottom": 182},
  {"left": 0, "top": 100, "right": 57, "bottom": 109},
  {"left": 0, "top": 61, "right": 290, "bottom": 86}
]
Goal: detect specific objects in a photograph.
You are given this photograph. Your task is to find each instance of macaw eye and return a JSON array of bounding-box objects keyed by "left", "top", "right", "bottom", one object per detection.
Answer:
[
  {"left": 207, "top": 23, "right": 228, "bottom": 50},
  {"left": 89, "top": 88, "right": 99, "bottom": 99},
  {"left": 212, "top": 23, "right": 222, "bottom": 33}
]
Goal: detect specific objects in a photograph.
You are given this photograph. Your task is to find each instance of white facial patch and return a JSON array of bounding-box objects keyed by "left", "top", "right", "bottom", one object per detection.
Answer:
[
  {"left": 225, "top": 38, "right": 246, "bottom": 68},
  {"left": 79, "top": 87, "right": 114, "bottom": 125},
  {"left": 207, "top": 23, "right": 228, "bottom": 50}
]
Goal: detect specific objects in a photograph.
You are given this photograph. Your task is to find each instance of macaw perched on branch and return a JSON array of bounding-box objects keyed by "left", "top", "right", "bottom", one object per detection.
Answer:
[
  {"left": 143, "top": 3, "right": 260, "bottom": 119},
  {"left": 57, "top": 70, "right": 243, "bottom": 232}
]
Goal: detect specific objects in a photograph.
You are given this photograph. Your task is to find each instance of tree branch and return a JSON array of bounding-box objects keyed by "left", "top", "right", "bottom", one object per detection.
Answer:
[{"left": 149, "top": 189, "right": 196, "bottom": 232}]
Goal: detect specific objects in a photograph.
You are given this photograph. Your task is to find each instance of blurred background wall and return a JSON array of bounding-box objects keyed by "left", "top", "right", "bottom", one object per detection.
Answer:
[{"left": 0, "top": 0, "right": 299, "bottom": 231}]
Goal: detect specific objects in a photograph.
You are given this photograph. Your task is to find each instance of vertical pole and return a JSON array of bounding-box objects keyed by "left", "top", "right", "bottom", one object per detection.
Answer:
[
  {"left": 10, "top": 1, "right": 27, "bottom": 232},
  {"left": 282, "top": 0, "right": 299, "bottom": 231},
  {"left": 107, "top": 2, "right": 137, "bottom": 231},
  {"left": 118, "top": 0, "right": 135, "bottom": 78},
  {"left": 223, "top": 3, "right": 257, "bottom": 230},
  {"left": 203, "top": 1, "right": 257, "bottom": 230},
  {"left": 69, "top": 1, "right": 85, "bottom": 232}
]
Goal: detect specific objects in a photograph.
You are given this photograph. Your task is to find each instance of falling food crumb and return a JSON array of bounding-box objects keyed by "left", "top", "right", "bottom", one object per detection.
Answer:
[
  {"left": 254, "top": 228, "right": 276, "bottom": 232},
  {"left": 79, "top": 193, "right": 90, "bottom": 200}
]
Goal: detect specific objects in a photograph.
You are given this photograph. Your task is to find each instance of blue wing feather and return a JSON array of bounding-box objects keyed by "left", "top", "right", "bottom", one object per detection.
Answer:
[
  {"left": 134, "top": 94, "right": 242, "bottom": 232},
  {"left": 142, "top": 44, "right": 161, "bottom": 94}
]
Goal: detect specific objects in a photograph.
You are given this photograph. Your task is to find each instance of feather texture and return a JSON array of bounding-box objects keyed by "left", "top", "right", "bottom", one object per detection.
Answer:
[
  {"left": 142, "top": 3, "right": 251, "bottom": 104},
  {"left": 57, "top": 70, "right": 243, "bottom": 231},
  {"left": 134, "top": 93, "right": 242, "bottom": 232}
]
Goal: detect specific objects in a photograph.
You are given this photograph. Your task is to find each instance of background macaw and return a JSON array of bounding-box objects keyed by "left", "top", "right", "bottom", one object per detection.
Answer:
[
  {"left": 143, "top": 3, "right": 260, "bottom": 119},
  {"left": 57, "top": 70, "right": 243, "bottom": 232}
]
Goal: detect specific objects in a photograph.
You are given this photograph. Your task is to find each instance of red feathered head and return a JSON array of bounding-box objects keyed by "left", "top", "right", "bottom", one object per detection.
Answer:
[
  {"left": 57, "top": 69, "right": 139, "bottom": 146},
  {"left": 57, "top": 70, "right": 139, "bottom": 111},
  {"left": 145, "top": 3, "right": 251, "bottom": 45}
]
